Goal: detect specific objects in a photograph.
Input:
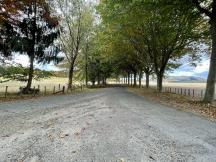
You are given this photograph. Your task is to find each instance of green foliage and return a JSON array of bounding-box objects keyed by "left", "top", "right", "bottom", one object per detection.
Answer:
[
  {"left": 1, "top": 0, "right": 62, "bottom": 63},
  {"left": 0, "top": 65, "right": 52, "bottom": 83},
  {"left": 96, "top": 0, "right": 207, "bottom": 90}
]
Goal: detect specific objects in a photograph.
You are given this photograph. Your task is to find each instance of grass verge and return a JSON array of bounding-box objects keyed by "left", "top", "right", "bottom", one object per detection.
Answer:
[
  {"left": 0, "top": 87, "right": 92, "bottom": 103},
  {"left": 128, "top": 87, "right": 216, "bottom": 120}
]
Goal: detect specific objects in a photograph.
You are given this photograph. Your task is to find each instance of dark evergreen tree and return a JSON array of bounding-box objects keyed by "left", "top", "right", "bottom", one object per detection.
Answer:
[
  {"left": 0, "top": 21, "right": 16, "bottom": 58},
  {"left": 1, "top": 0, "right": 62, "bottom": 93}
]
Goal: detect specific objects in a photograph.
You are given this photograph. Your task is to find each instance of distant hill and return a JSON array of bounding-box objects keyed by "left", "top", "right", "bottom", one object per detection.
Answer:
[
  {"left": 166, "top": 76, "right": 206, "bottom": 83},
  {"left": 195, "top": 71, "right": 208, "bottom": 78}
]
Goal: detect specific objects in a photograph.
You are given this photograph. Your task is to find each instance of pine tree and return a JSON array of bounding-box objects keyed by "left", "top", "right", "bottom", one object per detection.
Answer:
[{"left": 1, "top": 0, "right": 62, "bottom": 93}]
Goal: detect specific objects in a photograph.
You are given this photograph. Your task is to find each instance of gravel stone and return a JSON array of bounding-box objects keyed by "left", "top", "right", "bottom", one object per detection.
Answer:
[{"left": 0, "top": 88, "right": 216, "bottom": 162}]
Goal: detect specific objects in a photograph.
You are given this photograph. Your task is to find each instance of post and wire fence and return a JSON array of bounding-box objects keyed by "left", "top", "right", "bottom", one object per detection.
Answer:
[
  {"left": 0, "top": 83, "right": 85, "bottom": 99},
  {"left": 120, "top": 78, "right": 209, "bottom": 100},
  {"left": 161, "top": 86, "right": 206, "bottom": 99}
]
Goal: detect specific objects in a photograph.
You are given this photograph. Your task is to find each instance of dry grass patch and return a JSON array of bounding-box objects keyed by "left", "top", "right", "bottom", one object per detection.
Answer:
[{"left": 0, "top": 87, "right": 91, "bottom": 103}]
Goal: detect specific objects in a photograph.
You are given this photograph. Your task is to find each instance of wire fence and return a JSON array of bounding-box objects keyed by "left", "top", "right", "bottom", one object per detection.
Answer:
[
  {"left": 162, "top": 86, "right": 206, "bottom": 99},
  {"left": 0, "top": 83, "right": 85, "bottom": 99},
  {"left": 0, "top": 81, "right": 210, "bottom": 101}
]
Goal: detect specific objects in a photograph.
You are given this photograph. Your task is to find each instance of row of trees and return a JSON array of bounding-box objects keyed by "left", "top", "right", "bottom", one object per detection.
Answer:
[
  {"left": 91, "top": 0, "right": 216, "bottom": 103},
  {"left": 0, "top": 64, "right": 52, "bottom": 83}
]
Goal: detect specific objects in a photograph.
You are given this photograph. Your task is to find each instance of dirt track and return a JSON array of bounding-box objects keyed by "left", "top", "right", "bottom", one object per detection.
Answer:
[{"left": 0, "top": 88, "right": 216, "bottom": 162}]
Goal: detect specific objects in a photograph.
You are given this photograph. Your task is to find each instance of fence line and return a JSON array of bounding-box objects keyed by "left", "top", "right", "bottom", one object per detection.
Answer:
[
  {"left": 162, "top": 86, "right": 206, "bottom": 99},
  {"left": 0, "top": 83, "right": 85, "bottom": 99}
]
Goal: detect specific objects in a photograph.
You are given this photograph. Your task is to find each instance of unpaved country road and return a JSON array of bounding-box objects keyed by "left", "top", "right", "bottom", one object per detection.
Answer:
[{"left": 0, "top": 88, "right": 216, "bottom": 162}]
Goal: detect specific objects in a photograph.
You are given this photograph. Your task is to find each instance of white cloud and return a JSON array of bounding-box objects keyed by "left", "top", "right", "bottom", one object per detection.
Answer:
[
  {"left": 194, "top": 59, "right": 209, "bottom": 73},
  {"left": 37, "top": 63, "right": 61, "bottom": 71},
  {"left": 170, "top": 58, "right": 210, "bottom": 77},
  {"left": 13, "top": 54, "right": 29, "bottom": 67}
]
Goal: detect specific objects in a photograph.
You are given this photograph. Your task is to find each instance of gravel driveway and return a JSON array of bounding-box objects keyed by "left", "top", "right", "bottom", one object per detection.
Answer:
[{"left": 0, "top": 88, "right": 216, "bottom": 162}]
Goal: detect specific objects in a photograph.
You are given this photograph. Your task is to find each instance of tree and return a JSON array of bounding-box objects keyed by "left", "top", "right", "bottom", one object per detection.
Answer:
[
  {"left": 1, "top": 0, "right": 62, "bottom": 93},
  {"left": 143, "top": 8, "right": 200, "bottom": 91},
  {"left": 192, "top": 0, "right": 216, "bottom": 103},
  {"left": 56, "top": 0, "right": 94, "bottom": 90},
  {"left": 82, "top": 29, "right": 113, "bottom": 86},
  {"left": 157, "top": 0, "right": 214, "bottom": 102}
]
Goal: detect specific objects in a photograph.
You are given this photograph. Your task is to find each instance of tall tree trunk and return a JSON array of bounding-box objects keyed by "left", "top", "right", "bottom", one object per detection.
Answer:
[
  {"left": 138, "top": 71, "right": 143, "bottom": 88},
  {"left": 25, "top": 54, "right": 34, "bottom": 93},
  {"left": 146, "top": 72, "right": 150, "bottom": 89},
  {"left": 97, "top": 72, "right": 100, "bottom": 85},
  {"left": 68, "top": 63, "right": 74, "bottom": 90},
  {"left": 85, "top": 45, "right": 88, "bottom": 86},
  {"left": 134, "top": 71, "right": 137, "bottom": 87},
  {"left": 105, "top": 78, "right": 107, "bottom": 85},
  {"left": 85, "top": 63, "right": 88, "bottom": 86},
  {"left": 92, "top": 80, "right": 95, "bottom": 86},
  {"left": 131, "top": 74, "right": 133, "bottom": 86},
  {"left": 24, "top": 1, "right": 36, "bottom": 94},
  {"left": 102, "top": 77, "right": 106, "bottom": 86},
  {"left": 128, "top": 72, "right": 130, "bottom": 86},
  {"left": 157, "top": 73, "right": 163, "bottom": 92},
  {"left": 204, "top": 20, "right": 216, "bottom": 103}
]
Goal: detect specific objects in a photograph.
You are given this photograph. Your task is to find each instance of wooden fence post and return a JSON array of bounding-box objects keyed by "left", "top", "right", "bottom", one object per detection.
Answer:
[
  {"left": 193, "top": 89, "right": 195, "bottom": 97},
  {"left": 63, "top": 86, "right": 65, "bottom": 94},
  {"left": 5, "top": 86, "right": 8, "bottom": 98},
  {"left": 59, "top": 84, "right": 61, "bottom": 90},
  {"left": 188, "top": 89, "right": 190, "bottom": 96},
  {"left": 33, "top": 86, "right": 36, "bottom": 97}
]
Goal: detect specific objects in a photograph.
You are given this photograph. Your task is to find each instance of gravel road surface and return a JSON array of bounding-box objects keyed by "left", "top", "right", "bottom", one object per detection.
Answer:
[{"left": 0, "top": 88, "right": 216, "bottom": 162}]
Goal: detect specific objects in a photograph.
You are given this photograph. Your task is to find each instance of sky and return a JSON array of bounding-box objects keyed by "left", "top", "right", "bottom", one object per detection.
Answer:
[
  {"left": 171, "top": 59, "right": 209, "bottom": 78},
  {"left": 12, "top": 54, "right": 60, "bottom": 71}
]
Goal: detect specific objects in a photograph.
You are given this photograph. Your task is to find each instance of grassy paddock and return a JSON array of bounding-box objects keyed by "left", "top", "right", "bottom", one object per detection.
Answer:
[
  {"left": 0, "top": 77, "right": 68, "bottom": 93},
  {"left": 146, "top": 81, "right": 207, "bottom": 89},
  {"left": 0, "top": 77, "right": 84, "bottom": 99}
]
